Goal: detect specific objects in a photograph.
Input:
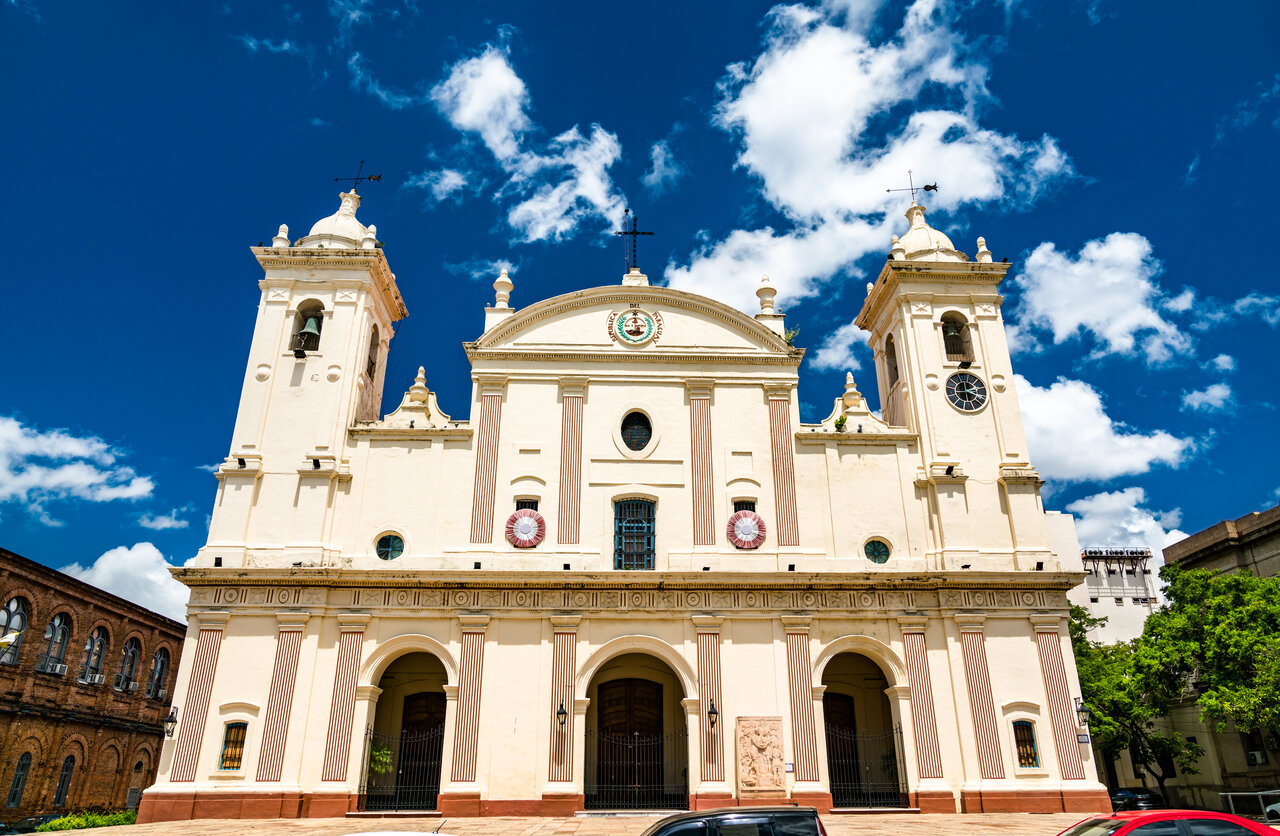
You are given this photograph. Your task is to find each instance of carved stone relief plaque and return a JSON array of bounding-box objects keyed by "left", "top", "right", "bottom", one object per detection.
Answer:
[{"left": 736, "top": 716, "right": 786, "bottom": 798}]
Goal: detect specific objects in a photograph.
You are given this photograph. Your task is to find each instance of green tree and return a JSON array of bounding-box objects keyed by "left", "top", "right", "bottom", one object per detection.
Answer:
[{"left": 1069, "top": 604, "right": 1203, "bottom": 802}]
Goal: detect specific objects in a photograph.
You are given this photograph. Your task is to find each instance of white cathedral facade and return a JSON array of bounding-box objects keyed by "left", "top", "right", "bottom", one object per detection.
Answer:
[{"left": 139, "top": 191, "right": 1109, "bottom": 822}]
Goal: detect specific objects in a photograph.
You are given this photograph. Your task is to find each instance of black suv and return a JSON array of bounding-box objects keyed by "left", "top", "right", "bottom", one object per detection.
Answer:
[{"left": 640, "top": 806, "right": 828, "bottom": 836}]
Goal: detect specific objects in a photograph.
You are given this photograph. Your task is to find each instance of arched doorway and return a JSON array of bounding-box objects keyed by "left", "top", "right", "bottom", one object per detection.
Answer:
[
  {"left": 821, "top": 652, "right": 906, "bottom": 808},
  {"left": 584, "top": 652, "right": 688, "bottom": 810},
  {"left": 362, "top": 652, "right": 447, "bottom": 812}
]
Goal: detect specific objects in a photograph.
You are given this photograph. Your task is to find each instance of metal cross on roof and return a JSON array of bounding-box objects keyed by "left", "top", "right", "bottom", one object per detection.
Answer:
[
  {"left": 885, "top": 169, "right": 938, "bottom": 203},
  {"left": 334, "top": 160, "right": 383, "bottom": 193},
  {"left": 613, "top": 208, "right": 655, "bottom": 271}
]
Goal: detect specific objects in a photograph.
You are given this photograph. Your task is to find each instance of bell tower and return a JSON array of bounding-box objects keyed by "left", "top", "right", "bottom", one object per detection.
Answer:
[
  {"left": 198, "top": 191, "right": 407, "bottom": 568},
  {"left": 855, "top": 201, "right": 1052, "bottom": 571}
]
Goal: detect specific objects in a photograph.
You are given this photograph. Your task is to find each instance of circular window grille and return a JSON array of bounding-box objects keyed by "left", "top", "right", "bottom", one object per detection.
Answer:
[
  {"left": 621, "top": 411, "right": 653, "bottom": 451},
  {"left": 864, "top": 539, "right": 891, "bottom": 564},
  {"left": 505, "top": 509, "right": 546, "bottom": 548},
  {"left": 727, "top": 510, "right": 768, "bottom": 550},
  {"left": 376, "top": 534, "right": 404, "bottom": 560}
]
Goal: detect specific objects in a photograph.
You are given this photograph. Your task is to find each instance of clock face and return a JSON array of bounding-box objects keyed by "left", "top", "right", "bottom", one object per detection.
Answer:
[{"left": 946, "top": 372, "right": 988, "bottom": 412}]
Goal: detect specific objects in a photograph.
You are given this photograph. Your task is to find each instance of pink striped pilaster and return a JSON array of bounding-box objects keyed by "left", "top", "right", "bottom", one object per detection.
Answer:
[
  {"left": 784, "top": 620, "right": 819, "bottom": 781},
  {"left": 255, "top": 613, "right": 309, "bottom": 782},
  {"left": 1035, "top": 622, "right": 1086, "bottom": 780},
  {"left": 689, "top": 382, "right": 715, "bottom": 545},
  {"left": 767, "top": 392, "right": 800, "bottom": 547},
  {"left": 170, "top": 616, "right": 227, "bottom": 782},
  {"left": 694, "top": 617, "right": 724, "bottom": 782},
  {"left": 557, "top": 380, "right": 587, "bottom": 545},
  {"left": 451, "top": 616, "right": 489, "bottom": 783},
  {"left": 547, "top": 617, "right": 579, "bottom": 782},
  {"left": 900, "top": 622, "right": 944, "bottom": 779},
  {"left": 958, "top": 621, "right": 1005, "bottom": 779},
  {"left": 469, "top": 379, "right": 506, "bottom": 544},
  {"left": 320, "top": 618, "right": 367, "bottom": 782}
]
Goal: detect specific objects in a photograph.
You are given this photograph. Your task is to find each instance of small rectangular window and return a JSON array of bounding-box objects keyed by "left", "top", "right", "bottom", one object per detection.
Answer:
[
  {"left": 733, "top": 500, "right": 757, "bottom": 512},
  {"left": 1013, "top": 721, "right": 1039, "bottom": 768},
  {"left": 220, "top": 722, "right": 247, "bottom": 770},
  {"left": 1126, "top": 568, "right": 1136, "bottom": 575},
  {"left": 1133, "top": 598, "right": 1142, "bottom": 604},
  {"left": 1089, "top": 597, "right": 1098, "bottom": 604},
  {"left": 1115, "top": 598, "right": 1124, "bottom": 605},
  {"left": 516, "top": 499, "right": 539, "bottom": 511}
]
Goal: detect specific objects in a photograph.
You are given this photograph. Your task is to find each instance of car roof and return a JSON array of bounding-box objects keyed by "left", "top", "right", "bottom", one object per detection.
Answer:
[
  {"left": 642, "top": 807, "right": 817, "bottom": 833},
  {"left": 1096, "top": 810, "right": 1270, "bottom": 823}
]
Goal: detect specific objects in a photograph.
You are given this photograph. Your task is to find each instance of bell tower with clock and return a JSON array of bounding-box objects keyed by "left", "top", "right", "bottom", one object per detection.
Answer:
[{"left": 855, "top": 200, "right": 1054, "bottom": 571}]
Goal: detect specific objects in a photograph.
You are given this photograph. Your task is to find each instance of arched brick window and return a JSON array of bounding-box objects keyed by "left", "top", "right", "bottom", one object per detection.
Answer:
[
  {"left": 5, "top": 752, "right": 31, "bottom": 808},
  {"left": 79, "top": 627, "right": 108, "bottom": 685},
  {"left": 52, "top": 755, "right": 74, "bottom": 807},
  {"left": 115, "top": 638, "right": 142, "bottom": 691},
  {"left": 0, "top": 598, "right": 28, "bottom": 665},
  {"left": 146, "top": 648, "right": 170, "bottom": 699},
  {"left": 38, "top": 613, "right": 72, "bottom": 673}
]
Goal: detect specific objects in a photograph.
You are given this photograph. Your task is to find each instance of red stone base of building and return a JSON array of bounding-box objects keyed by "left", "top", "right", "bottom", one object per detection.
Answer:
[
  {"left": 909, "top": 789, "right": 956, "bottom": 813},
  {"left": 960, "top": 788, "right": 1111, "bottom": 814}
]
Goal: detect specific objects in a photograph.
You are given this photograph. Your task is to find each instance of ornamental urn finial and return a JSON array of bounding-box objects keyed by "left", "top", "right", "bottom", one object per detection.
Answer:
[
  {"left": 757, "top": 274, "right": 777, "bottom": 314},
  {"left": 493, "top": 268, "right": 513, "bottom": 308},
  {"left": 272, "top": 224, "right": 290, "bottom": 248},
  {"left": 409, "top": 367, "right": 429, "bottom": 403}
]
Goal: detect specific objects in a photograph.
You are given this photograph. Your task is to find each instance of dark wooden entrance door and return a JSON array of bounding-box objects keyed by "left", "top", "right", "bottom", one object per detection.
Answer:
[
  {"left": 823, "top": 692, "right": 906, "bottom": 808},
  {"left": 589, "top": 678, "right": 685, "bottom": 809},
  {"left": 397, "top": 692, "right": 445, "bottom": 805}
]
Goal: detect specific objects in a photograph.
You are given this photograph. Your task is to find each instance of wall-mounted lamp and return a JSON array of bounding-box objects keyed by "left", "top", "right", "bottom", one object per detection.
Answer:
[
  {"left": 163, "top": 707, "right": 179, "bottom": 738},
  {"left": 556, "top": 702, "right": 568, "bottom": 728},
  {"left": 1075, "top": 696, "right": 1092, "bottom": 728},
  {"left": 707, "top": 699, "right": 719, "bottom": 729}
]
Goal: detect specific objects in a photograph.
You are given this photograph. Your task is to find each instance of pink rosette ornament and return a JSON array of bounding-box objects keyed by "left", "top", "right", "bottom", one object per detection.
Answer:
[
  {"left": 505, "top": 508, "right": 546, "bottom": 548},
  {"left": 726, "top": 510, "right": 767, "bottom": 549}
]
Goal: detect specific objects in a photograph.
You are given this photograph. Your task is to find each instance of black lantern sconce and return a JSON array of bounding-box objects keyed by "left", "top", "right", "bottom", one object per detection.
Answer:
[
  {"left": 163, "top": 706, "right": 179, "bottom": 738},
  {"left": 556, "top": 702, "right": 568, "bottom": 728},
  {"left": 707, "top": 699, "right": 719, "bottom": 729},
  {"left": 1074, "top": 696, "right": 1092, "bottom": 728}
]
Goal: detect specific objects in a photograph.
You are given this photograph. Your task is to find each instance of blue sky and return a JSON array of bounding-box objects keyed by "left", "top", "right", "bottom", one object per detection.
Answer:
[{"left": 2, "top": 0, "right": 1278, "bottom": 618}]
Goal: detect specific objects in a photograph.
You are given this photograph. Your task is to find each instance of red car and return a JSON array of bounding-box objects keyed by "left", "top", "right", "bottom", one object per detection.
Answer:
[{"left": 1058, "top": 810, "right": 1280, "bottom": 835}]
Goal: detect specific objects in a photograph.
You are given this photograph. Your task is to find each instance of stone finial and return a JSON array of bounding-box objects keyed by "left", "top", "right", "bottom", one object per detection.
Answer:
[
  {"left": 842, "top": 372, "right": 862, "bottom": 410},
  {"left": 272, "top": 224, "right": 290, "bottom": 248},
  {"left": 866, "top": 281, "right": 875, "bottom": 296},
  {"left": 976, "top": 236, "right": 993, "bottom": 263},
  {"left": 890, "top": 234, "right": 905, "bottom": 261},
  {"left": 362, "top": 223, "right": 378, "bottom": 250},
  {"left": 493, "top": 268, "right": 513, "bottom": 308},
  {"left": 409, "top": 367, "right": 429, "bottom": 403},
  {"left": 756, "top": 275, "right": 777, "bottom": 314},
  {"left": 621, "top": 267, "right": 649, "bottom": 287}
]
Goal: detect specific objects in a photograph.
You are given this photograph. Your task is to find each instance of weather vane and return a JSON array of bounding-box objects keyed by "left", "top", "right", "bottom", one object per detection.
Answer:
[
  {"left": 334, "top": 160, "right": 383, "bottom": 193},
  {"left": 885, "top": 169, "right": 937, "bottom": 203},
  {"left": 613, "top": 208, "right": 655, "bottom": 271}
]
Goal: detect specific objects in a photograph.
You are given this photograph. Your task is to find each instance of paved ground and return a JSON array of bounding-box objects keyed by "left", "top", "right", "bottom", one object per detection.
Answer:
[{"left": 86, "top": 812, "right": 1096, "bottom": 836}]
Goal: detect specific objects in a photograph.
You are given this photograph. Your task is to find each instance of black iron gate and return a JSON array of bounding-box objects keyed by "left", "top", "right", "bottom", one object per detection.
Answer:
[
  {"left": 825, "top": 723, "right": 908, "bottom": 808},
  {"left": 585, "top": 728, "right": 688, "bottom": 810},
  {"left": 358, "top": 725, "right": 445, "bottom": 812}
]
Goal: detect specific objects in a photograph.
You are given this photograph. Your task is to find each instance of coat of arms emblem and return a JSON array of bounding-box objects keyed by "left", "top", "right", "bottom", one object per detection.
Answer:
[{"left": 607, "top": 308, "right": 663, "bottom": 346}]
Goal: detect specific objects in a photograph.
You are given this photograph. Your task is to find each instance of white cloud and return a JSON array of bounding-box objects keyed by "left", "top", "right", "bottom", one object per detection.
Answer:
[
  {"left": 504, "top": 125, "right": 625, "bottom": 242},
  {"left": 234, "top": 34, "right": 302, "bottom": 55},
  {"left": 1014, "top": 374, "right": 1192, "bottom": 482},
  {"left": 62, "top": 543, "right": 189, "bottom": 622},
  {"left": 1003, "top": 321, "right": 1043, "bottom": 356},
  {"left": 1214, "top": 73, "right": 1280, "bottom": 146},
  {"left": 642, "top": 139, "right": 683, "bottom": 195},
  {"left": 1211, "top": 354, "right": 1236, "bottom": 372},
  {"left": 308, "top": 116, "right": 331, "bottom": 128},
  {"left": 329, "top": 0, "right": 373, "bottom": 47},
  {"left": 138, "top": 508, "right": 189, "bottom": 530},
  {"left": 347, "top": 52, "right": 422, "bottom": 110},
  {"left": 443, "top": 257, "right": 516, "bottom": 282},
  {"left": 1066, "top": 487, "right": 1187, "bottom": 562},
  {"left": 0, "top": 417, "right": 154, "bottom": 526},
  {"left": 430, "top": 46, "right": 531, "bottom": 161},
  {"left": 406, "top": 168, "right": 468, "bottom": 202},
  {"left": 666, "top": 0, "right": 1073, "bottom": 314},
  {"left": 1014, "top": 232, "right": 1192, "bottom": 364},
  {"left": 810, "top": 319, "right": 869, "bottom": 371},
  {"left": 1181, "top": 382, "right": 1233, "bottom": 412}
]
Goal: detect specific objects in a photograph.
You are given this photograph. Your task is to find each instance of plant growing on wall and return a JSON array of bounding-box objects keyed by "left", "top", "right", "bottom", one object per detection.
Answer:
[{"left": 834, "top": 415, "right": 847, "bottom": 431}]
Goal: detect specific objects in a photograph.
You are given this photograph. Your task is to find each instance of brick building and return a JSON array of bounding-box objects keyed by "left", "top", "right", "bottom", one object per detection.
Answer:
[{"left": 0, "top": 547, "right": 185, "bottom": 825}]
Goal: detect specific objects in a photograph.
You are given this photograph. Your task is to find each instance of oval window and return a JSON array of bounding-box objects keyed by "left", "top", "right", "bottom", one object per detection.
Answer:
[
  {"left": 864, "top": 539, "right": 891, "bottom": 564},
  {"left": 620, "top": 411, "right": 653, "bottom": 451},
  {"left": 376, "top": 534, "right": 404, "bottom": 560}
]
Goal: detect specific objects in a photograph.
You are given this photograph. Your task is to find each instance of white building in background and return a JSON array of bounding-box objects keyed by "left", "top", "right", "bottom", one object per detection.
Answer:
[
  {"left": 139, "top": 191, "right": 1109, "bottom": 822},
  {"left": 1066, "top": 548, "right": 1161, "bottom": 644}
]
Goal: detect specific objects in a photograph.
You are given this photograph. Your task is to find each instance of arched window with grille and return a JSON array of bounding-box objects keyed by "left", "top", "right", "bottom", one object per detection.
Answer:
[
  {"left": 79, "top": 626, "right": 108, "bottom": 684},
  {"left": 884, "top": 334, "right": 900, "bottom": 389},
  {"left": 5, "top": 752, "right": 31, "bottom": 808},
  {"left": 614, "top": 499, "right": 656, "bottom": 570},
  {"left": 0, "top": 598, "right": 28, "bottom": 665},
  {"left": 37, "top": 613, "right": 71, "bottom": 674},
  {"left": 941, "top": 312, "right": 974, "bottom": 363},
  {"left": 1013, "top": 720, "right": 1039, "bottom": 768},
  {"left": 115, "top": 638, "right": 142, "bottom": 691},
  {"left": 52, "top": 756, "right": 74, "bottom": 807},
  {"left": 146, "top": 648, "right": 170, "bottom": 699}
]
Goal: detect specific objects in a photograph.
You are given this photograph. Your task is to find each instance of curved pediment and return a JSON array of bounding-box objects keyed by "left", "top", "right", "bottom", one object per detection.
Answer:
[{"left": 472, "top": 285, "right": 795, "bottom": 358}]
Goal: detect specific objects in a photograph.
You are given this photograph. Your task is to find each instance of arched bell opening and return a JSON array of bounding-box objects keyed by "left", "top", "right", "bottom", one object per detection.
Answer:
[
  {"left": 821, "top": 652, "right": 907, "bottom": 808},
  {"left": 584, "top": 652, "right": 688, "bottom": 810},
  {"left": 361, "top": 652, "right": 447, "bottom": 812}
]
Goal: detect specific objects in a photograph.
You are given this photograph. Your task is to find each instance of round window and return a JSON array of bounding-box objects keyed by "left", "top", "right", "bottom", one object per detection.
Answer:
[
  {"left": 864, "top": 539, "right": 891, "bottom": 564},
  {"left": 376, "top": 534, "right": 404, "bottom": 560},
  {"left": 620, "top": 411, "right": 653, "bottom": 451}
]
